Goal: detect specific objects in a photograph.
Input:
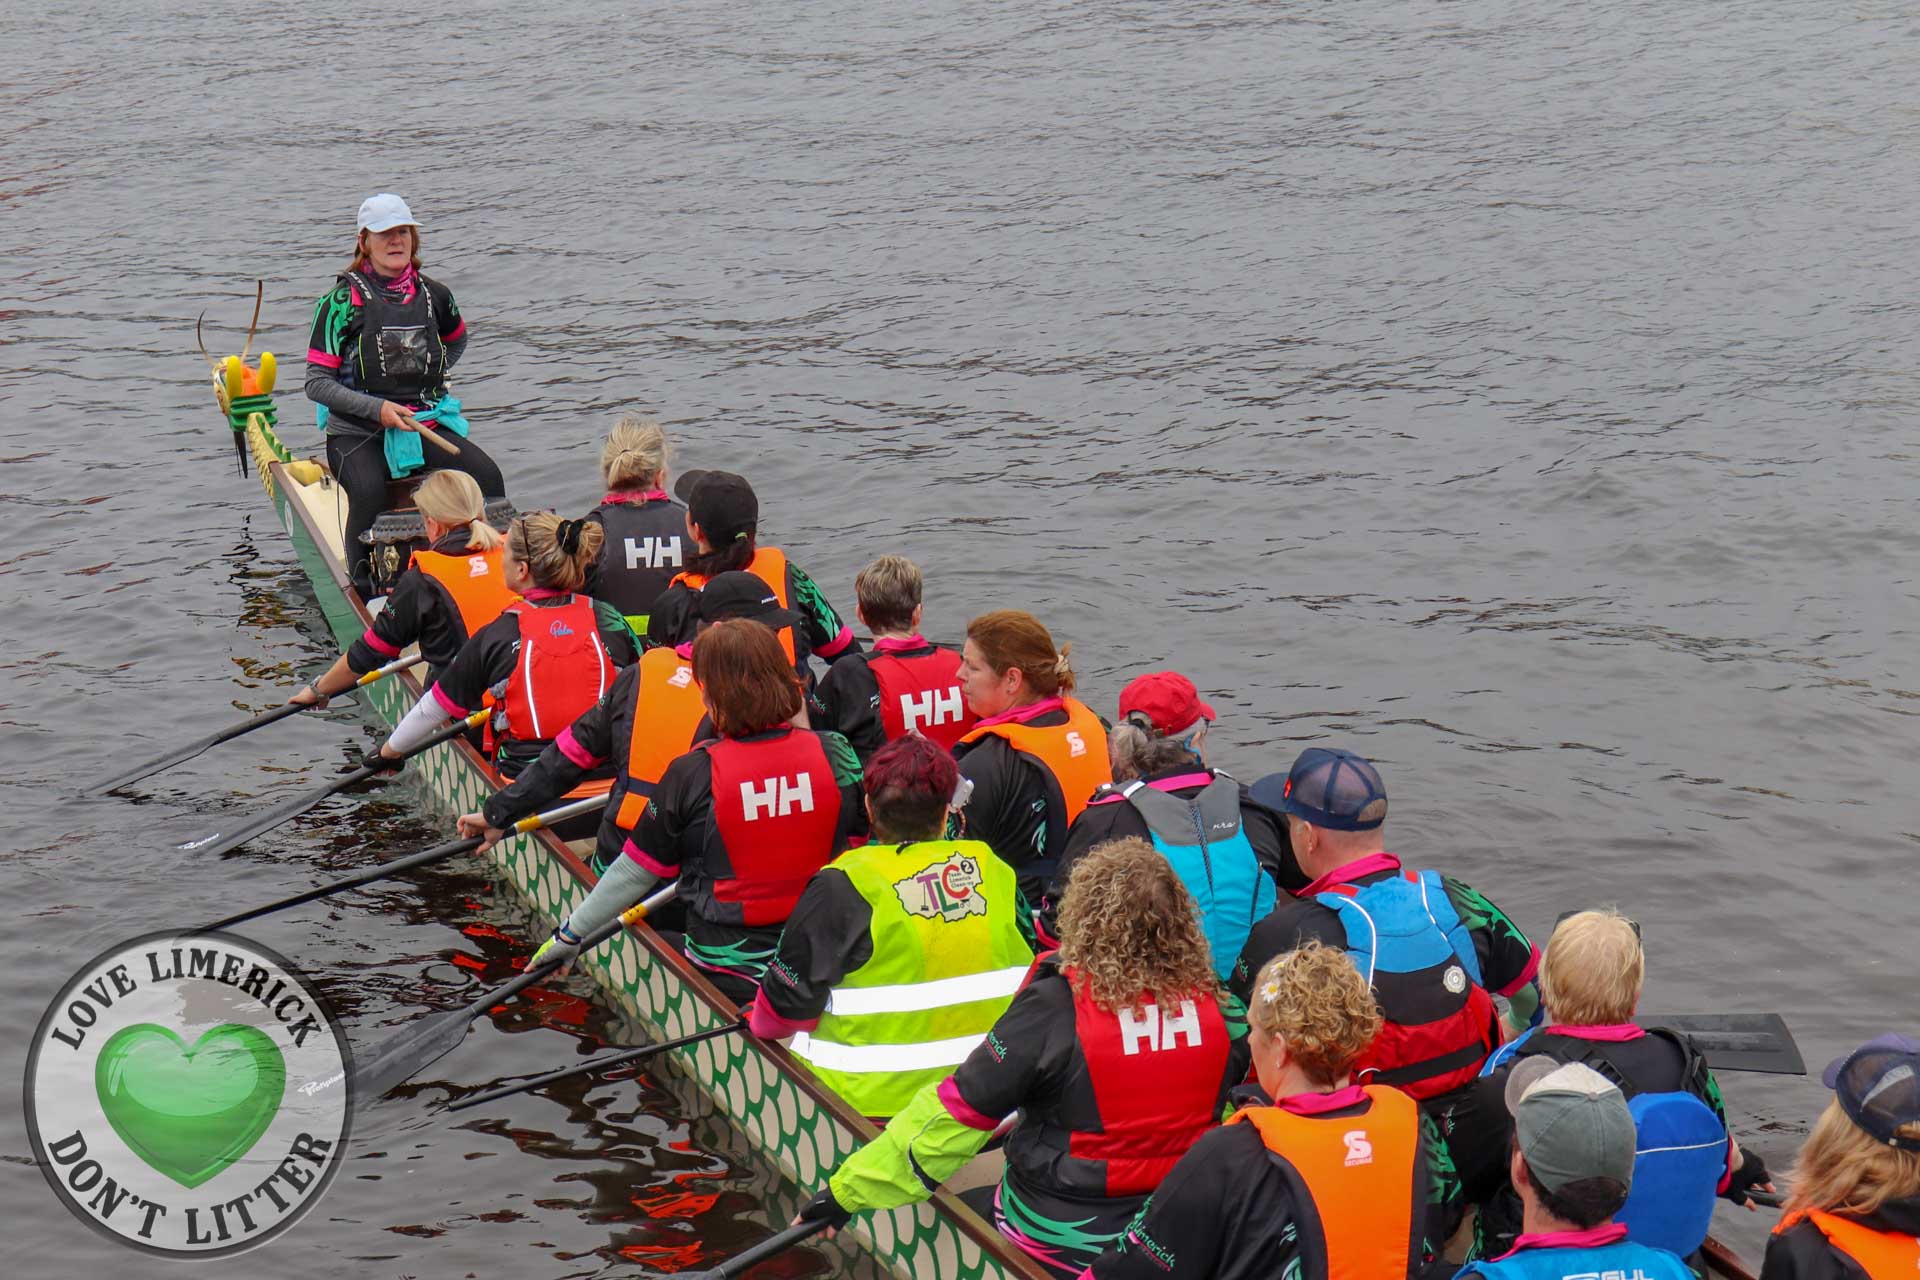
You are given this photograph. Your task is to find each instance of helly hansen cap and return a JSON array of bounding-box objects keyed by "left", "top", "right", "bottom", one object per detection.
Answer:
[
  {"left": 1824, "top": 1034, "right": 1920, "bottom": 1151},
  {"left": 1504, "top": 1058, "right": 1637, "bottom": 1197},
  {"left": 1270, "top": 747, "right": 1388, "bottom": 832},
  {"left": 357, "top": 193, "right": 420, "bottom": 234}
]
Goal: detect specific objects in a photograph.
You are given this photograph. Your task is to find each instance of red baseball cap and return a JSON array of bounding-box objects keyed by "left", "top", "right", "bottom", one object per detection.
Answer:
[{"left": 1117, "top": 671, "right": 1217, "bottom": 737}]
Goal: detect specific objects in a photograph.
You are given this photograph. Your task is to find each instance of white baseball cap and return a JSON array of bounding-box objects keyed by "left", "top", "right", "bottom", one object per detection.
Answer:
[{"left": 356, "top": 193, "right": 420, "bottom": 234}]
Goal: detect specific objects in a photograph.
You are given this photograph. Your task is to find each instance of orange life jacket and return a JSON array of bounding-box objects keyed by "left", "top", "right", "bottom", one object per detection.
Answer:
[
  {"left": 410, "top": 545, "right": 521, "bottom": 640},
  {"left": 1228, "top": 1086, "right": 1421, "bottom": 1280},
  {"left": 499, "top": 596, "right": 615, "bottom": 745},
  {"left": 957, "top": 696, "right": 1111, "bottom": 826},
  {"left": 614, "top": 646, "right": 709, "bottom": 830},
  {"left": 1775, "top": 1208, "right": 1920, "bottom": 1280},
  {"left": 670, "top": 547, "right": 798, "bottom": 665}
]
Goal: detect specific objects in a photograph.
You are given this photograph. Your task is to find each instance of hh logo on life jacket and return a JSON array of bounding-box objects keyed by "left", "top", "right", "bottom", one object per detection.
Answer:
[
  {"left": 667, "top": 666, "right": 694, "bottom": 688},
  {"left": 893, "top": 853, "right": 987, "bottom": 922},
  {"left": 549, "top": 620, "right": 575, "bottom": 638},
  {"left": 1343, "top": 1130, "right": 1373, "bottom": 1166},
  {"left": 740, "top": 774, "right": 814, "bottom": 820},
  {"left": 466, "top": 555, "right": 489, "bottom": 577},
  {"left": 625, "top": 535, "right": 683, "bottom": 570},
  {"left": 1066, "top": 731, "right": 1087, "bottom": 757},
  {"left": 1118, "top": 1000, "right": 1203, "bottom": 1055},
  {"left": 901, "top": 687, "right": 963, "bottom": 732}
]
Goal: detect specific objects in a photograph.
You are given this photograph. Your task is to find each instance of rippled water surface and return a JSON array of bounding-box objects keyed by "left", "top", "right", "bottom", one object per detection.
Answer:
[{"left": 5, "top": 1, "right": 1917, "bottom": 1276}]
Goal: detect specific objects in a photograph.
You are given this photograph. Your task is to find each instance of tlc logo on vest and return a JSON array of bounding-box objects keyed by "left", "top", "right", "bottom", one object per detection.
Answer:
[
  {"left": 900, "top": 687, "right": 963, "bottom": 733},
  {"left": 893, "top": 853, "right": 988, "bottom": 922},
  {"left": 1117, "top": 1000, "right": 1204, "bottom": 1055},
  {"left": 740, "top": 774, "right": 815, "bottom": 820},
  {"left": 624, "top": 536, "right": 682, "bottom": 570}
]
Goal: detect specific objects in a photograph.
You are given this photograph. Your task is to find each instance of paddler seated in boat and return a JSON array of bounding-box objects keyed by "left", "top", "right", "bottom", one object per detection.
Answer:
[
  {"left": 1466, "top": 909, "right": 1771, "bottom": 1263},
  {"left": 1453, "top": 1060, "right": 1694, "bottom": 1280},
  {"left": 644, "top": 469, "right": 860, "bottom": 681},
  {"left": 455, "top": 570, "right": 806, "bottom": 874},
  {"left": 303, "top": 194, "right": 506, "bottom": 597},
  {"left": 1043, "top": 670, "right": 1293, "bottom": 965},
  {"left": 370, "top": 513, "right": 637, "bottom": 779},
  {"left": 581, "top": 416, "right": 686, "bottom": 638},
  {"left": 1763, "top": 1035, "right": 1920, "bottom": 1280},
  {"left": 950, "top": 610, "right": 1112, "bottom": 910},
  {"left": 289, "top": 471, "right": 518, "bottom": 702},
  {"left": 744, "top": 734, "right": 1034, "bottom": 1121},
  {"left": 1089, "top": 941, "right": 1462, "bottom": 1280},
  {"left": 794, "top": 837, "right": 1249, "bottom": 1280},
  {"left": 528, "top": 618, "right": 864, "bottom": 1004},
  {"left": 1231, "top": 748, "right": 1541, "bottom": 1130},
  {"left": 813, "top": 555, "right": 978, "bottom": 762}
]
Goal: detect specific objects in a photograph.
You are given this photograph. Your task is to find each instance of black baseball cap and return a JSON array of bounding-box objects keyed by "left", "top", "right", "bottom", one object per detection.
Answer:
[
  {"left": 1265, "top": 746, "right": 1388, "bottom": 831},
  {"left": 1824, "top": 1034, "right": 1920, "bottom": 1151},
  {"left": 697, "top": 571, "right": 800, "bottom": 630},
  {"left": 674, "top": 469, "right": 758, "bottom": 543}
]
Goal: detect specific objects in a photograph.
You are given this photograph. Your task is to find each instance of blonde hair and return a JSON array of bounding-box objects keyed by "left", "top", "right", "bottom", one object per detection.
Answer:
[
  {"left": 1248, "top": 941, "right": 1383, "bottom": 1086},
  {"left": 1784, "top": 1099, "right": 1920, "bottom": 1217},
  {"left": 509, "top": 512, "right": 604, "bottom": 592},
  {"left": 855, "top": 555, "right": 923, "bottom": 633},
  {"left": 1055, "top": 838, "right": 1216, "bottom": 1014},
  {"left": 344, "top": 226, "right": 422, "bottom": 274},
  {"left": 600, "top": 416, "right": 669, "bottom": 491},
  {"left": 966, "top": 610, "right": 1075, "bottom": 697},
  {"left": 1541, "top": 909, "right": 1644, "bottom": 1027},
  {"left": 412, "top": 470, "right": 502, "bottom": 551}
]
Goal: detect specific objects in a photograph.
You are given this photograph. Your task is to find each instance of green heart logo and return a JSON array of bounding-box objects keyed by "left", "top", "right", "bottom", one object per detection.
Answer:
[{"left": 94, "top": 1023, "right": 286, "bottom": 1189}]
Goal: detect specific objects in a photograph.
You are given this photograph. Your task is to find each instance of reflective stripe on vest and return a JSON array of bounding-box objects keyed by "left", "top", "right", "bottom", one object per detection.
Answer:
[
  {"left": 870, "top": 648, "right": 977, "bottom": 750},
  {"left": 409, "top": 546, "right": 521, "bottom": 641},
  {"left": 1315, "top": 870, "right": 1497, "bottom": 1100},
  {"left": 1120, "top": 773, "right": 1276, "bottom": 981},
  {"left": 701, "top": 727, "right": 840, "bottom": 926},
  {"left": 614, "top": 647, "right": 708, "bottom": 830},
  {"left": 1776, "top": 1209, "right": 1920, "bottom": 1280},
  {"left": 1228, "top": 1086, "right": 1419, "bottom": 1280},
  {"left": 671, "top": 547, "right": 797, "bottom": 666},
  {"left": 793, "top": 838, "right": 1033, "bottom": 1118},
  {"left": 500, "top": 596, "right": 615, "bottom": 745},
  {"left": 956, "top": 696, "right": 1112, "bottom": 827}
]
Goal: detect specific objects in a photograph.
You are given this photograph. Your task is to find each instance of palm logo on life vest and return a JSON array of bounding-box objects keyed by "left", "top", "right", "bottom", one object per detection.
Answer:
[
  {"left": 1117, "top": 999, "right": 1205, "bottom": 1055},
  {"left": 624, "top": 535, "right": 682, "bottom": 570},
  {"left": 891, "top": 852, "right": 987, "bottom": 922},
  {"left": 549, "top": 620, "right": 574, "bottom": 637},
  {"left": 900, "top": 687, "right": 963, "bottom": 733},
  {"left": 739, "top": 774, "right": 814, "bottom": 821},
  {"left": 1343, "top": 1130, "right": 1374, "bottom": 1166}
]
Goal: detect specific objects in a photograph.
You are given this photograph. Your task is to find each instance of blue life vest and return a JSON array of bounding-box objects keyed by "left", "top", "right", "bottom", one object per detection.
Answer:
[
  {"left": 1457, "top": 1237, "right": 1695, "bottom": 1280},
  {"left": 1118, "top": 774, "right": 1275, "bottom": 981},
  {"left": 1314, "top": 868, "right": 1484, "bottom": 988}
]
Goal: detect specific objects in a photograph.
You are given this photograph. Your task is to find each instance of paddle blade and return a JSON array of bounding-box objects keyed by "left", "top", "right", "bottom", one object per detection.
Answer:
[
  {"left": 89, "top": 701, "right": 307, "bottom": 795},
  {"left": 1638, "top": 1013, "right": 1806, "bottom": 1075},
  {"left": 346, "top": 1008, "right": 474, "bottom": 1111},
  {"left": 175, "top": 769, "right": 369, "bottom": 858}
]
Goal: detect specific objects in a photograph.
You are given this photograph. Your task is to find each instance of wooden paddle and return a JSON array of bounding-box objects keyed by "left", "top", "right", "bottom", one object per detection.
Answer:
[
  {"left": 173, "top": 707, "right": 489, "bottom": 859},
  {"left": 446, "top": 1018, "right": 747, "bottom": 1112},
  {"left": 89, "top": 652, "right": 418, "bottom": 796},
  {"left": 1639, "top": 1014, "right": 1805, "bottom": 1075},
  {"left": 202, "top": 794, "right": 609, "bottom": 931},
  {"left": 339, "top": 883, "right": 678, "bottom": 1110}
]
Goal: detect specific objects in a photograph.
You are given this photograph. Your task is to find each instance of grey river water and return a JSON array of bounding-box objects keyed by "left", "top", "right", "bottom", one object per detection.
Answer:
[{"left": 3, "top": 1, "right": 1916, "bottom": 1276}]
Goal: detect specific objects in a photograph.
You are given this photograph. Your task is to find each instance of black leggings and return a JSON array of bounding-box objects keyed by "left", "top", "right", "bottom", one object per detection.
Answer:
[{"left": 326, "top": 431, "right": 506, "bottom": 590}]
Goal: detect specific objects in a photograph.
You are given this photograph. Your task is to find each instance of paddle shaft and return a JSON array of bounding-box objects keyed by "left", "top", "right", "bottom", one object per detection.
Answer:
[
  {"left": 415, "top": 423, "right": 461, "bottom": 456},
  {"left": 201, "top": 791, "right": 609, "bottom": 931},
  {"left": 177, "top": 707, "right": 486, "bottom": 857},
  {"left": 453, "top": 884, "right": 677, "bottom": 1022},
  {"left": 448, "top": 1019, "right": 745, "bottom": 1112},
  {"left": 694, "top": 1219, "right": 834, "bottom": 1280}
]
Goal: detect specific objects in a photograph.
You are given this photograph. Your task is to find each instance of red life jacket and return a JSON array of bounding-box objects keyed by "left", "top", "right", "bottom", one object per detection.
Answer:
[
  {"left": 701, "top": 727, "right": 842, "bottom": 926},
  {"left": 1063, "top": 968, "right": 1230, "bottom": 1196},
  {"left": 499, "top": 596, "right": 615, "bottom": 746},
  {"left": 870, "top": 644, "right": 977, "bottom": 750}
]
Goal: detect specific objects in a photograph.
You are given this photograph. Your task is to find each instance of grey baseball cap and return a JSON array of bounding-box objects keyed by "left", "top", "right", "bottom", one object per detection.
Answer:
[{"left": 1505, "top": 1058, "right": 1637, "bottom": 1195}]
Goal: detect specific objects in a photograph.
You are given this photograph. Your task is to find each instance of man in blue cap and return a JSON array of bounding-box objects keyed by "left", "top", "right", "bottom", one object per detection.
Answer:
[{"left": 1233, "top": 747, "right": 1541, "bottom": 1130}]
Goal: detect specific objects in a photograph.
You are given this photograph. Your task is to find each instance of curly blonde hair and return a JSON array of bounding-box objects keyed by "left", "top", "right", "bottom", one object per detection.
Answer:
[
  {"left": 1248, "top": 940, "right": 1383, "bottom": 1086},
  {"left": 1054, "top": 838, "right": 1216, "bottom": 1014}
]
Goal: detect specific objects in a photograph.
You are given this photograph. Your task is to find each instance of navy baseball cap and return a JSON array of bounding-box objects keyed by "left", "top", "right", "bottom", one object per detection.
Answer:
[
  {"left": 1824, "top": 1034, "right": 1920, "bottom": 1151},
  {"left": 1263, "top": 747, "right": 1387, "bottom": 831}
]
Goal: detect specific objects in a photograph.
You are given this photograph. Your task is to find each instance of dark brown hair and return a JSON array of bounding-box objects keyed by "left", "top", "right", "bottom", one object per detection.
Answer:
[
  {"left": 692, "top": 618, "right": 803, "bottom": 737},
  {"left": 966, "top": 610, "right": 1074, "bottom": 696}
]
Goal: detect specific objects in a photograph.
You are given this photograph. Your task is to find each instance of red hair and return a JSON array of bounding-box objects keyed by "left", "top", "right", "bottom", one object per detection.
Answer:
[{"left": 863, "top": 735, "right": 960, "bottom": 841}]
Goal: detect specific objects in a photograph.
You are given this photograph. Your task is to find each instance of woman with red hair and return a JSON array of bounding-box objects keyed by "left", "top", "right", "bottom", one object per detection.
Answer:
[{"left": 749, "top": 734, "right": 1034, "bottom": 1119}]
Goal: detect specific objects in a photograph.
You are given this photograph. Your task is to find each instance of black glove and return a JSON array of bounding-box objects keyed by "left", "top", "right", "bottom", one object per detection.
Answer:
[
  {"left": 798, "top": 1186, "right": 852, "bottom": 1230},
  {"left": 359, "top": 749, "right": 404, "bottom": 775},
  {"left": 1722, "top": 1145, "right": 1771, "bottom": 1203}
]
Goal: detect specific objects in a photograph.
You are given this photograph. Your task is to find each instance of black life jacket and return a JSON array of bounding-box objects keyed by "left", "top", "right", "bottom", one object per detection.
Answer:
[
  {"left": 587, "top": 497, "right": 688, "bottom": 631},
  {"left": 344, "top": 269, "right": 448, "bottom": 403}
]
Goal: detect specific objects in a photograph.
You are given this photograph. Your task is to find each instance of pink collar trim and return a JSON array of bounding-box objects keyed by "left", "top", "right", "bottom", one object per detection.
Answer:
[
  {"left": 522, "top": 587, "right": 570, "bottom": 602},
  {"left": 1147, "top": 771, "right": 1215, "bottom": 792},
  {"left": 1302, "top": 851, "right": 1402, "bottom": 897},
  {"left": 1544, "top": 1023, "right": 1645, "bottom": 1042},
  {"left": 974, "top": 695, "right": 1064, "bottom": 729},
  {"left": 601, "top": 489, "right": 669, "bottom": 505},
  {"left": 673, "top": 641, "right": 694, "bottom": 660},
  {"left": 1278, "top": 1084, "right": 1368, "bottom": 1115},
  {"left": 873, "top": 634, "right": 929, "bottom": 653},
  {"left": 1499, "top": 1223, "right": 1628, "bottom": 1259}
]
